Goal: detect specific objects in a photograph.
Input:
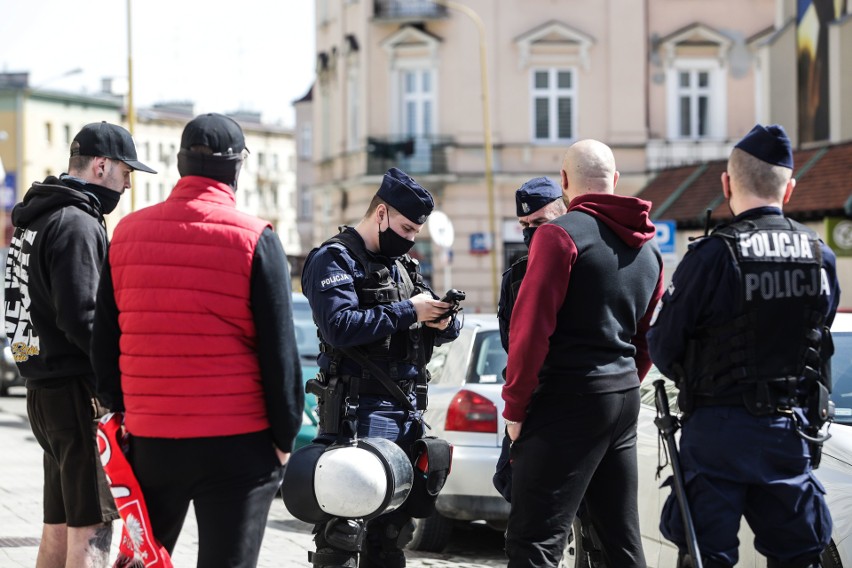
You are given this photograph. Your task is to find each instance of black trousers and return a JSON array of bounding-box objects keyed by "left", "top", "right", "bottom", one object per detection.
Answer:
[
  {"left": 129, "top": 430, "right": 284, "bottom": 568},
  {"left": 506, "top": 388, "right": 645, "bottom": 568}
]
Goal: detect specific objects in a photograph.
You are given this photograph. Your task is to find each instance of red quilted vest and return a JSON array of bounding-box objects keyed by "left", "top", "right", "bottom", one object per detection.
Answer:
[{"left": 109, "top": 176, "right": 271, "bottom": 438}]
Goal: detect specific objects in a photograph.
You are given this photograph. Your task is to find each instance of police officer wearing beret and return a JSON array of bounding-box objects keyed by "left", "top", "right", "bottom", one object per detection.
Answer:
[
  {"left": 301, "top": 167, "right": 461, "bottom": 568},
  {"left": 497, "top": 177, "right": 567, "bottom": 353},
  {"left": 648, "top": 124, "right": 841, "bottom": 568}
]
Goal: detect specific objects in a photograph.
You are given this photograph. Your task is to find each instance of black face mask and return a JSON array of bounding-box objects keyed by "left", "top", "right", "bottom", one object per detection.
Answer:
[
  {"left": 82, "top": 184, "right": 121, "bottom": 215},
  {"left": 378, "top": 219, "right": 415, "bottom": 258},
  {"left": 522, "top": 227, "right": 537, "bottom": 249}
]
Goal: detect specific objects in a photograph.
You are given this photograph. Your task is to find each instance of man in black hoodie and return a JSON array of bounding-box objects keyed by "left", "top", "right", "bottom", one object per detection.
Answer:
[
  {"left": 3, "top": 122, "right": 155, "bottom": 568},
  {"left": 502, "top": 139, "right": 664, "bottom": 567}
]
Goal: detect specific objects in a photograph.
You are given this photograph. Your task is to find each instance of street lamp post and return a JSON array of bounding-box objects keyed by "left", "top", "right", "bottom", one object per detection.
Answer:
[
  {"left": 433, "top": 0, "right": 499, "bottom": 310},
  {"left": 127, "top": 0, "right": 138, "bottom": 212}
]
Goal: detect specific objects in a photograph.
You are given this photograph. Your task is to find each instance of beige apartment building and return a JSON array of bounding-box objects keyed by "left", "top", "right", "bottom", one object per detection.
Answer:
[
  {"left": 300, "top": 0, "right": 852, "bottom": 312},
  {"left": 0, "top": 75, "right": 300, "bottom": 260}
]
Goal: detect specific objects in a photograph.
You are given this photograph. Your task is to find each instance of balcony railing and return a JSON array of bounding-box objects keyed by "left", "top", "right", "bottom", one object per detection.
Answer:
[
  {"left": 647, "top": 138, "right": 735, "bottom": 172},
  {"left": 366, "top": 135, "right": 451, "bottom": 175},
  {"left": 373, "top": 0, "right": 448, "bottom": 21}
]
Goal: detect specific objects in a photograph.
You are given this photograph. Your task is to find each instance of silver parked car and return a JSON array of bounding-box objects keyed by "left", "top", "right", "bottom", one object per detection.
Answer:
[{"left": 410, "top": 313, "right": 852, "bottom": 567}]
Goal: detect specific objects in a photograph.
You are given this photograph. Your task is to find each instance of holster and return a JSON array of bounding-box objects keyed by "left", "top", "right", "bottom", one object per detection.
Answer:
[
  {"left": 307, "top": 373, "right": 344, "bottom": 436},
  {"left": 404, "top": 436, "right": 452, "bottom": 518}
]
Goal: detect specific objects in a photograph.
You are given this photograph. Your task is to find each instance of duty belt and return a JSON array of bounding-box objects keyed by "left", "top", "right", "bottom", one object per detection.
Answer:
[{"left": 346, "top": 375, "right": 414, "bottom": 397}]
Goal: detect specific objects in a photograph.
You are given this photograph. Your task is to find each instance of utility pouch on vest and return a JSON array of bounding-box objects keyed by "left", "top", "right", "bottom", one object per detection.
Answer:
[{"left": 405, "top": 436, "right": 453, "bottom": 518}]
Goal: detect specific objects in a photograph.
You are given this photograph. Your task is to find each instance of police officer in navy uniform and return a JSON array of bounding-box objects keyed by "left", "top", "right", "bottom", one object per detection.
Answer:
[
  {"left": 497, "top": 177, "right": 566, "bottom": 352},
  {"left": 302, "top": 167, "right": 461, "bottom": 568},
  {"left": 648, "top": 124, "right": 840, "bottom": 568}
]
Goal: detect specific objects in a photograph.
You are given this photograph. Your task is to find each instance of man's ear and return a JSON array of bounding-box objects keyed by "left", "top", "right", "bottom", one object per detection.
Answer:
[
  {"left": 783, "top": 177, "right": 796, "bottom": 205},
  {"left": 721, "top": 171, "right": 731, "bottom": 200},
  {"left": 92, "top": 157, "right": 108, "bottom": 178}
]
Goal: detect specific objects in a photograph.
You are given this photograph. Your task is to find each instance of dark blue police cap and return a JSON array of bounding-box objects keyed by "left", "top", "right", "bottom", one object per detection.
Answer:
[
  {"left": 734, "top": 124, "right": 793, "bottom": 169},
  {"left": 376, "top": 167, "right": 434, "bottom": 224},
  {"left": 515, "top": 177, "right": 562, "bottom": 217}
]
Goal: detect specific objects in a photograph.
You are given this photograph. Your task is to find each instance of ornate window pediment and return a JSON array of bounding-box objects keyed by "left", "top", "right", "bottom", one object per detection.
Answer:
[
  {"left": 656, "top": 23, "right": 733, "bottom": 67},
  {"left": 514, "top": 20, "right": 595, "bottom": 71},
  {"left": 380, "top": 24, "right": 442, "bottom": 66}
]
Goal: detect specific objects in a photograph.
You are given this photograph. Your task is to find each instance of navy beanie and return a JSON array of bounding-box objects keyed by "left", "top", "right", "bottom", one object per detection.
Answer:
[
  {"left": 734, "top": 124, "right": 793, "bottom": 169},
  {"left": 376, "top": 167, "right": 434, "bottom": 224},
  {"left": 515, "top": 177, "right": 562, "bottom": 217}
]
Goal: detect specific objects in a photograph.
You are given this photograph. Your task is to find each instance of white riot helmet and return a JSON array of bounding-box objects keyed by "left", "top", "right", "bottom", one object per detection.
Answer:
[{"left": 282, "top": 437, "right": 413, "bottom": 523}]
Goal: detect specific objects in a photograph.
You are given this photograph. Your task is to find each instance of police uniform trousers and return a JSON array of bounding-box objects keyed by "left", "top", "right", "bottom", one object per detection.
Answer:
[
  {"left": 660, "top": 405, "right": 832, "bottom": 567},
  {"left": 505, "top": 387, "right": 645, "bottom": 568},
  {"left": 316, "top": 394, "right": 422, "bottom": 568}
]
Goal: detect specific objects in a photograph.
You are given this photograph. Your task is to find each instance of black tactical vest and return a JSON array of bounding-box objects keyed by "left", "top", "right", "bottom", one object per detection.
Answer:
[
  {"left": 497, "top": 255, "right": 528, "bottom": 352},
  {"left": 685, "top": 215, "right": 826, "bottom": 400},
  {"left": 318, "top": 228, "right": 430, "bottom": 368}
]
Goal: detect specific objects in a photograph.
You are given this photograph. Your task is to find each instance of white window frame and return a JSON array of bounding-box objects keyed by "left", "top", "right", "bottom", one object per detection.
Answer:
[
  {"left": 347, "top": 65, "right": 360, "bottom": 152},
  {"left": 390, "top": 59, "right": 437, "bottom": 139},
  {"left": 530, "top": 67, "right": 577, "bottom": 144},
  {"left": 298, "top": 123, "right": 312, "bottom": 160},
  {"left": 666, "top": 58, "right": 726, "bottom": 140}
]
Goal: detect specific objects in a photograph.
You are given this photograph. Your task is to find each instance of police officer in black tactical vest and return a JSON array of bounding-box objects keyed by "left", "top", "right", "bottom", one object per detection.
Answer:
[
  {"left": 648, "top": 124, "right": 841, "bottom": 568},
  {"left": 301, "top": 167, "right": 461, "bottom": 568}
]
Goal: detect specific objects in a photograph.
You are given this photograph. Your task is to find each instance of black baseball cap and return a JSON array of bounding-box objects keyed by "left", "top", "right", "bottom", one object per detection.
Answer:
[
  {"left": 180, "top": 113, "right": 247, "bottom": 155},
  {"left": 71, "top": 122, "right": 156, "bottom": 173}
]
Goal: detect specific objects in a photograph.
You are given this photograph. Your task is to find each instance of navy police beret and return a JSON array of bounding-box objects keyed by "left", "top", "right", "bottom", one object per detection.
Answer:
[
  {"left": 376, "top": 167, "right": 434, "bottom": 224},
  {"left": 516, "top": 177, "right": 562, "bottom": 217},
  {"left": 734, "top": 124, "right": 793, "bottom": 169}
]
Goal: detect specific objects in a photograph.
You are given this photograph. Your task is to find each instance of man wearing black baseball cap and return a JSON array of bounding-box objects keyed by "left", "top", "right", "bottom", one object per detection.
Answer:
[
  {"left": 91, "top": 112, "right": 304, "bottom": 567},
  {"left": 299, "top": 167, "right": 461, "bottom": 568},
  {"left": 3, "top": 121, "right": 154, "bottom": 567}
]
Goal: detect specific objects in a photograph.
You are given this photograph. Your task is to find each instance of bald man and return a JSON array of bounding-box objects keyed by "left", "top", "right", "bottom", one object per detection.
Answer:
[{"left": 501, "top": 140, "right": 664, "bottom": 567}]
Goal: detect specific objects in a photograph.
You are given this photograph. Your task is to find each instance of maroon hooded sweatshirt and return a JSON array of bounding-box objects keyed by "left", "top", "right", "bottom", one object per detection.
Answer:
[{"left": 502, "top": 193, "right": 664, "bottom": 422}]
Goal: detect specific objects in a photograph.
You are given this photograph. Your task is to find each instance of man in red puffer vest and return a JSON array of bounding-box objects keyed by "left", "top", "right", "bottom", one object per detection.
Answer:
[{"left": 91, "top": 113, "right": 304, "bottom": 567}]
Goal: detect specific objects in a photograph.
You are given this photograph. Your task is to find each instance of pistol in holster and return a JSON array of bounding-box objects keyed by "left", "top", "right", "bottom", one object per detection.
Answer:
[{"left": 306, "top": 372, "right": 345, "bottom": 436}]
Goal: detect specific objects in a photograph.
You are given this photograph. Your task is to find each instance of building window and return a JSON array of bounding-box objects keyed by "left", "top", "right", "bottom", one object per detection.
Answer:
[
  {"left": 320, "top": 88, "right": 331, "bottom": 159},
  {"left": 299, "top": 185, "right": 313, "bottom": 218},
  {"left": 45, "top": 122, "right": 53, "bottom": 144},
  {"left": 666, "top": 59, "right": 726, "bottom": 140},
  {"left": 258, "top": 152, "right": 266, "bottom": 167},
  {"left": 347, "top": 66, "right": 360, "bottom": 151},
  {"left": 63, "top": 124, "right": 71, "bottom": 145},
  {"left": 531, "top": 68, "right": 576, "bottom": 143},
  {"left": 299, "top": 124, "right": 312, "bottom": 159},
  {"left": 677, "top": 70, "right": 710, "bottom": 137}
]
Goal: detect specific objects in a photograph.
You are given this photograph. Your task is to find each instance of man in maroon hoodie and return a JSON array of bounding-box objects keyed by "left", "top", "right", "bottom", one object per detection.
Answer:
[{"left": 502, "top": 139, "right": 664, "bottom": 567}]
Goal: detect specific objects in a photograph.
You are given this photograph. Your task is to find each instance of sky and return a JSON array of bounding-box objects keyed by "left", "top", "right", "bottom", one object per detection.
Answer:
[{"left": 0, "top": 0, "right": 316, "bottom": 127}]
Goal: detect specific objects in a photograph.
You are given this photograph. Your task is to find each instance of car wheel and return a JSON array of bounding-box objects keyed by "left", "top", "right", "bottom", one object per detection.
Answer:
[
  {"left": 407, "top": 511, "right": 454, "bottom": 552},
  {"left": 821, "top": 541, "right": 842, "bottom": 568},
  {"left": 560, "top": 517, "right": 607, "bottom": 568}
]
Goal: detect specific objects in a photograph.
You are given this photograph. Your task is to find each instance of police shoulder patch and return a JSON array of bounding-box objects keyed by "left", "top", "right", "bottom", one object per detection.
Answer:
[{"left": 318, "top": 271, "right": 354, "bottom": 291}]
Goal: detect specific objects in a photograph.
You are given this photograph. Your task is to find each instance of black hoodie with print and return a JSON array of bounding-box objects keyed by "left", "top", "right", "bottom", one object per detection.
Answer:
[{"left": 4, "top": 175, "right": 107, "bottom": 388}]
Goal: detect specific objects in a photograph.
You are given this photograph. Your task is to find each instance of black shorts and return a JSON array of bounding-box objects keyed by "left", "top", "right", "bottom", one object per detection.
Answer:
[{"left": 27, "top": 379, "right": 119, "bottom": 527}]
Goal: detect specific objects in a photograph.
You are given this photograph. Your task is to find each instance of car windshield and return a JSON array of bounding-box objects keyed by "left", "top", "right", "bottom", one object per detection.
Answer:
[
  {"left": 830, "top": 330, "right": 852, "bottom": 426},
  {"left": 426, "top": 327, "right": 507, "bottom": 385}
]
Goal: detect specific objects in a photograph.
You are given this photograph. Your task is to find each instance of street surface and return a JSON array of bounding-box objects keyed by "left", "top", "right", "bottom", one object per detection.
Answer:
[{"left": 0, "top": 387, "right": 505, "bottom": 567}]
